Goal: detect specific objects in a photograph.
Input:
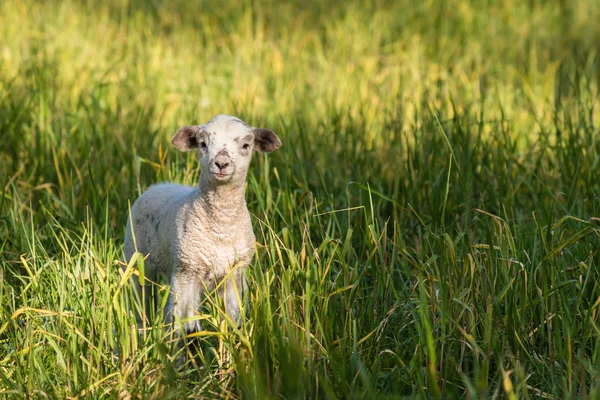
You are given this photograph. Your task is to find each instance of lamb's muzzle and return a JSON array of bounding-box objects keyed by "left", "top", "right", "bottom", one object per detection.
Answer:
[
  {"left": 123, "top": 114, "right": 281, "bottom": 335},
  {"left": 212, "top": 151, "right": 232, "bottom": 179}
]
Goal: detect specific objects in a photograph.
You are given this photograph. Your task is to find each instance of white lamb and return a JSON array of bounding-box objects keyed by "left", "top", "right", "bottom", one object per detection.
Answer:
[{"left": 123, "top": 114, "right": 281, "bottom": 334}]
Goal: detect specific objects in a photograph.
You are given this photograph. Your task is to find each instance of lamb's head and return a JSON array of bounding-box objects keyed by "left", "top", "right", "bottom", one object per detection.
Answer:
[{"left": 171, "top": 114, "right": 281, "bottom": 186}]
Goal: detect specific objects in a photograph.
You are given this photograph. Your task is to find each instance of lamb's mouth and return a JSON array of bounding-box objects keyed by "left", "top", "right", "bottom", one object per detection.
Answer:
[{"left": 212, "top": 172, "right": 232, "bottom": 180}]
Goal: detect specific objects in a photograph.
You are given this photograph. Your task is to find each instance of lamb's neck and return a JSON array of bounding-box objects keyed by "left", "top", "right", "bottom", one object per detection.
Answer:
[{"left": 195, "top": 179, "right": 248, "bottom": 224}]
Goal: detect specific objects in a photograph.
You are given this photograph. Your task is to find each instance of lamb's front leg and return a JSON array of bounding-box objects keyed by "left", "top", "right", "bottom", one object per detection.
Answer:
[
  {"left": 166, "top": 271, "right": 203, "bottom": 335},
  {"left": 219, "top": 270, "right": 247, "bottom": 325}
]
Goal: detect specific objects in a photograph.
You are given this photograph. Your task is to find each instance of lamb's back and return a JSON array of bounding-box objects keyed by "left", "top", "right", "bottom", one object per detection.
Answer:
[{"left": 124, "top": 183, "right": 197, "bottom": 277}]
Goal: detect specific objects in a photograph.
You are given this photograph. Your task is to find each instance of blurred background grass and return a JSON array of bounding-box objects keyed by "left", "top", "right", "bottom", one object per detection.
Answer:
[{"left": 0, "top": 0, "right": 599, "bottom": 398}]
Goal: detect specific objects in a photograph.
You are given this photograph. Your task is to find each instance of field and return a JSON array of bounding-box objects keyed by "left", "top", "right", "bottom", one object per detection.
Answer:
[{"left": 1, "top": 0, "right": 599, "bottom": 398}]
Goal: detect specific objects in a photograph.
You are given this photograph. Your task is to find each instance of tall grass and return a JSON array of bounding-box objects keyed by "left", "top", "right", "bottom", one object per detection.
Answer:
[{"left": 1, "top": 0, "right": 599, "bottom": 398}]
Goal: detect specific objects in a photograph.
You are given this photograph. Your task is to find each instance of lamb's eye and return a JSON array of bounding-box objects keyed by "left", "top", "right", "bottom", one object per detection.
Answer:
[
  {"left": 200, "top": 141, "right": 207, "bottom": 149},
  {"left": 242, "top": 143, "right": 250, "bottom": 150}
]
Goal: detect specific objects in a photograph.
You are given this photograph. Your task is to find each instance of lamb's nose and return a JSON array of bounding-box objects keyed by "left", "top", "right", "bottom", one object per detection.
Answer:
[{"left": 215, "top": 160, "right": 229, "bottom": 170}]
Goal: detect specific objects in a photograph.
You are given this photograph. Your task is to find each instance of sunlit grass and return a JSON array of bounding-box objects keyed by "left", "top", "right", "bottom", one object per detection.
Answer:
[{"left": 1, "top": 0, "right": 599, "bottom": 398}]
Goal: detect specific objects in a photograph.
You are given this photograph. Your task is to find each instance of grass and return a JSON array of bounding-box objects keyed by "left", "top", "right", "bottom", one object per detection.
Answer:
[{"left": 1, "top": 0, "right": 599, "bottom": 398}]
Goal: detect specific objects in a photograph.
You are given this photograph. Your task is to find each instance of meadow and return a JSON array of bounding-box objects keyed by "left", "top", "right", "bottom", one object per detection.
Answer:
[{"left": 1, "top": 0, "right": 599, "bottom": 398}]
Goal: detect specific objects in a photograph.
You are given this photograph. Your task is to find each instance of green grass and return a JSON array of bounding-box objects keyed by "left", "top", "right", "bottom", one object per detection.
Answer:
[{"left": 1, "top": 0, "right": 599, "bottom": 398}]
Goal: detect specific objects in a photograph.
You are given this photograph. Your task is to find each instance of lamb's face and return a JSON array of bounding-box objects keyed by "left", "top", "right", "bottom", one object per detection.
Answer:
[
  {"left": 196, "top": 118, "right": 256, "bottom": 185},
  {"left": 172, "top": 114, "right": 281, "bottom": 186}
]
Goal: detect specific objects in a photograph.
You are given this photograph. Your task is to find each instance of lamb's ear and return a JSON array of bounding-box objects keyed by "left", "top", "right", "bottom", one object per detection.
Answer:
[
  {"left": 253, "top": 128, "right": 281, "bottom": 153},
  {"left": 172, "top": 126, "right": 200, "bottom": 151}
]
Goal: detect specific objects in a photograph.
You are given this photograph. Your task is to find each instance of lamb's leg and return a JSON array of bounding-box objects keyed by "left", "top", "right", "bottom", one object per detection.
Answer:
[
  {"left": 166, "top": 273, "right": 203, "bottom": 335},
  {"left": 219, "top": 271, "right": 247, "bottom": 325}
]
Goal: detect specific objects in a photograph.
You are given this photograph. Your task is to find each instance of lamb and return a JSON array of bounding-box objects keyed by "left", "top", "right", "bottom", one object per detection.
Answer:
[{"left": 123, "top": 114, "right": 281, "bottom": 334}]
